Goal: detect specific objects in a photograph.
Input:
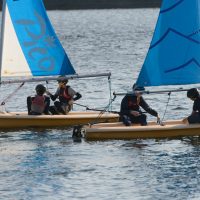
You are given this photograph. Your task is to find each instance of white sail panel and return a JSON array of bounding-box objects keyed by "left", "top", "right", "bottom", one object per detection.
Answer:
[{"left": 1, "top": 5, "right": 31, "bottom": 77}]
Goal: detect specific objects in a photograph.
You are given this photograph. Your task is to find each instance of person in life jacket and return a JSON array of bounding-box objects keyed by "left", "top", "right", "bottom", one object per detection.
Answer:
[
  {"left": 27, "top": 84, "right": 50, "bottom": 115},
  {"left": 183, "top": 88, "right": 200, "bottom": 124},
  {"left": 120, "top": 85, "right": 160, "bottom": 126},
  {"left": 47, "top": 76, "right": 82, "bottom": 115}
]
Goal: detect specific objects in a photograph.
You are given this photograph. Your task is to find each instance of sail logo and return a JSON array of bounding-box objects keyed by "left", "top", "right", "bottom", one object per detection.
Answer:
[{"left": 15, "top": 10, "right": 56, "bottom": 73}]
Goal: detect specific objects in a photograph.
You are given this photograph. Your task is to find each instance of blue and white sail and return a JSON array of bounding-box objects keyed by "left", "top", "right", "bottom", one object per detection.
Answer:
[
  {"left": 0, "top": 0, "right": 75, "bottom": 78},
  {"left": 136, "top": 0, "right": 200, "bottom": 87}
]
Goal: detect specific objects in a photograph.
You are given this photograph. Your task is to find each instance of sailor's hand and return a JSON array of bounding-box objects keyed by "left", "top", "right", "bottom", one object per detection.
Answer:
[
  {"left": 182, "top": 117, "right": 188, "bottom": 124},
  {"left": 68, "top": 100, "right": 74, "bottom": 106},
  {"left": 156, "top": 115, "right": 160, "bottom": 123},
  {"left": 157, "top": 116, "right": 164, "bottom": 126},
  {"left": 46, "top": 91, "right": 51, "bottom": 96},
  {"left": 130, "top": 111, "right": 140, "bottom": 116}
]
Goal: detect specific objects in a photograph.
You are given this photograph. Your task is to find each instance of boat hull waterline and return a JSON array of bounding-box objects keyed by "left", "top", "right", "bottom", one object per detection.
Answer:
[
  {"left": 0, "top": 111, "right": 119, "bottom": 129},
  {"left": 83, "top": 120, "right": 200, "bottom": 140}
]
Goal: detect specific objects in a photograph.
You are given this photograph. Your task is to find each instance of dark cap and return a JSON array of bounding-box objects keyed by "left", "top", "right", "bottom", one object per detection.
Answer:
[
  {"left": 187, "top": 88, "right": 199, "bottom": 99},
  {"left": 57, "top": 76, "right": 68, "bottom": 84},
  {"left": 132, "top": 84, "right": 145, "bottom": 91}
]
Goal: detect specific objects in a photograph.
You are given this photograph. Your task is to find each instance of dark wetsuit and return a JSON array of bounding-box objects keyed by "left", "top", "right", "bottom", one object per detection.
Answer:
[
  {"left": 188, "top": 96, "right": 200, "bottom": 123},
  {"left": 120, "top": 94, "right": 158, "bottom": 126}
]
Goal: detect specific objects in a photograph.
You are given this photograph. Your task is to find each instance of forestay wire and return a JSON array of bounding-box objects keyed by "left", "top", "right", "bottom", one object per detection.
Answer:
[
  {"left": 72, "top": 74, "right": 117, "bottom": 136},
  {"left": 72, "top": 94, "right": 117, "bottom": 139},
  {"left": 0, "top": 82, "right": 25, "bottom": 108},
  {"left": 160, "top": 92, "right": 171, "bottom": 124},
  {"left": 91, "top": 94, "right": 117, "bottom": 124},
  {"left": 74, "top": 74, "right": 113, "bottom": 112},
  {"left": 108, "top": 75, "right": 112, "bottom": 111}
]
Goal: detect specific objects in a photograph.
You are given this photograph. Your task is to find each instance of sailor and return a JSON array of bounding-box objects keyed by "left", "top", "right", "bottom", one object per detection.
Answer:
[
  {"left": 120, "top": 85, "right": 160, "bottom": 126},
  {"left": 183, "top": 88, "right": 200, "bottom": 124},
  {"left": 27, "top": 84, "right": 50, "bottom": 115},
  {"left": 47, "top": 76, "right": 82, "bottom": 115}
]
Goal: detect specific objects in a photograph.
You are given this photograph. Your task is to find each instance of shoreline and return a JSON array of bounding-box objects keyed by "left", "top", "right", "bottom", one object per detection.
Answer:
[{"left": 43, "top": 0, "right": 161, "bottom": 10}]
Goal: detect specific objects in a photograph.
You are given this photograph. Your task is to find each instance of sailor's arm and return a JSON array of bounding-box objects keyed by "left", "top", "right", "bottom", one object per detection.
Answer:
[
  {"left": 120, "top": 96, "right": 131, "bottom": 116},
  {"left": 140, "top": 97, "right": 158, "bottom": 117},
  {"left": 46, "top": 89, "right": 59, "bottom": 101},
  {"left": 73, "top": 92, "right": 82, "bottom": 101}
]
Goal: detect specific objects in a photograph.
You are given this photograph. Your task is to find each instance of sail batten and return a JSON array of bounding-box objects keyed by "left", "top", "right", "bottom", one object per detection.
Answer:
[
  {"left": 136, "top": 0, "right": 200, "bottom": 87},
  {"left": 0, "top": 0, "right": 75, "bottom": 78}
]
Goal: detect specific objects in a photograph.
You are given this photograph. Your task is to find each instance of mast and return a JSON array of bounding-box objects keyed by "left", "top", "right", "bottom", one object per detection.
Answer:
[{"left": 0, "top": 0, "right": 6, "bottom": 81}]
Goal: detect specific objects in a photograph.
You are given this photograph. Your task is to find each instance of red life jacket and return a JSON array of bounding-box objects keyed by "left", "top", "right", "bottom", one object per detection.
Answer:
[
  {"left": 59, "top": 86, "right": 72, "bottom": 101},
  {"left": 127, "top": 96, "right": 141, "bottom": 110},
  {"left": 31, "top": 95, "right": 45, "bottom": 113}
]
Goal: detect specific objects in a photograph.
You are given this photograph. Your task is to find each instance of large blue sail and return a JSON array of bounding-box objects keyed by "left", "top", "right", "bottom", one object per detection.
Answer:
[
  {"left": 136, "top": 0, "right": 200, "bottom": 87},
  {"left": 6, "top": 0, "right": 75, "bottom": 76}
]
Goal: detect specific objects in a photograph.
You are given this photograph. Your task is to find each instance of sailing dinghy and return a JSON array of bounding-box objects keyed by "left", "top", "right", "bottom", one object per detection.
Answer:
[
  {"left": 83, "top": 0, "right": 200, "bottom": 140},
  {"left": 0, "top": 0, "right": 118, "bottom": 129}
]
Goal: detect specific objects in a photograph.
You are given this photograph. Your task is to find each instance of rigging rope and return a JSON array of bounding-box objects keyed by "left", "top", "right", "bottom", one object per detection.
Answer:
[
  {"left": 45, "top": 80, "right": 49, "bottom": 91},
  {"left": 72, "top": 93, "right": 117, "bottom": 138},
  {"left": 108, "top": 75, "right": 112, "bottom": 111},
  {"left": 73, "top": 102, "right": 90, "bottom": 110},
  {"left": 90, "top": 94, "right": 117, "bottom": 124},
  {"left": 73, "top": 74, "right": 113, "bottom": 112},
  {"left": 0, "top": 82, "right": 25, "bottom": 107},
  {"left": 74, "top": 94, "right": 117, "bottom": 114},
  {"left": 73, "top": 95, "right": 116, "bottom": 137},
  {"left": 161, "top": 92, "right": 171, "bottom": 123}
]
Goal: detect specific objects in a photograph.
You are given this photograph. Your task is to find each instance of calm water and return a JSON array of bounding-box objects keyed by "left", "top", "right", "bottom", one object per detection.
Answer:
[{"left": 0, "top": 9, "right": 200, "bottom": 200}]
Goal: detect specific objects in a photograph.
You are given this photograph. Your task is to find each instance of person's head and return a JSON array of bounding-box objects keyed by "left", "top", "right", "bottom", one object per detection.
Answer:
[
  {"left": 35, "top": 84, "right": 46, "bottom": 96},
  {"left": 132, "top": 84, "right": 145, "bottom": 96},
  {"left": 57, "top": 76, "right": 68, "bottom": 88},
  {"left": 187, "top": 88, "right": 199, "bottom": 100}
]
